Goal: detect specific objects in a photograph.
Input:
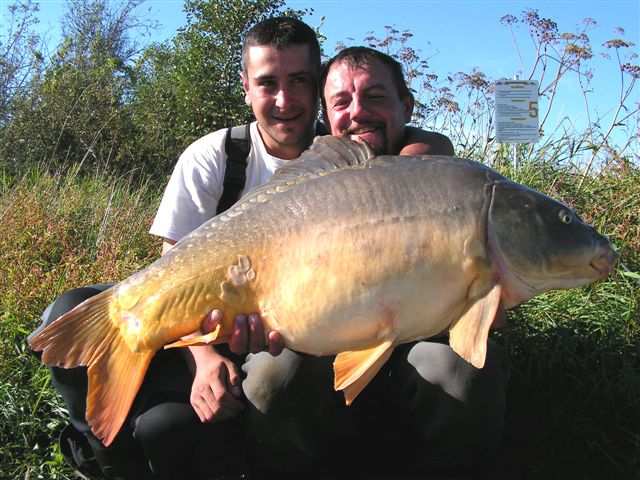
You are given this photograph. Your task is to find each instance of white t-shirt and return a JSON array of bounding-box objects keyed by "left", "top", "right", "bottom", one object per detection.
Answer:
[{"left": 150, "top": 121, "right": 289, "bottom": 242}]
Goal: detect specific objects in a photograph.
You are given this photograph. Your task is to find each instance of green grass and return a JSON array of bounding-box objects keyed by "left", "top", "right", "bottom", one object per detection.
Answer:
[
  {"left": 0, "top": 166, "right": 160, "bottom": 478},
  {"left": 1, "top": 151, "right": 638, "bottom": 479}
]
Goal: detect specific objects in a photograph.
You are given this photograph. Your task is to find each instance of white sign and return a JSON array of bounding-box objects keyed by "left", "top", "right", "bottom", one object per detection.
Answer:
[{"left": 494, "top": 80, "right": 539, "bottom": 143}]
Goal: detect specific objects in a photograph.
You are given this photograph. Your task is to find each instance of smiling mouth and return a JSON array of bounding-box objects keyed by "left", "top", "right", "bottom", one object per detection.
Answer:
[
  {"left": 272, "top": 112, "right": 302, "bottom": 123},
  {"left": 347, "top": 125, "right": 381, "bottom": 136}
]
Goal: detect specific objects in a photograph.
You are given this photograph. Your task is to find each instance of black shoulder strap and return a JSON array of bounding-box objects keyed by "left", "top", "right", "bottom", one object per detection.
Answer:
[
  {"left": 217, "top": 123, "right": 251, "bottom": 214},
  {"left": 217, "top": 122, "right": 327, "bottom": 214},
  {"left": 315, "top": 121, "right": 329, "bottom": 136}
]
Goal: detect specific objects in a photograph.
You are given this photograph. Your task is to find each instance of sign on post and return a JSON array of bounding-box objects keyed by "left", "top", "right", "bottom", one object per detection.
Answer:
[{"left": 494, "top": 79, "right": 539, "bottom": 144}]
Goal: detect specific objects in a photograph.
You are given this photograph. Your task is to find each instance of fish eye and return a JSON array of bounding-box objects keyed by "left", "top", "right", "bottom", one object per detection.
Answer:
[{"left": 558, "top": 209, "right": 573, "bottom": 224}]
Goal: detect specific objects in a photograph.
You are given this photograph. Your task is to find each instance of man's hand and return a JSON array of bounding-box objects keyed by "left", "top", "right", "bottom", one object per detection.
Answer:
[
  {"left": 187, "top": 346, "right": 244, "bottom": 423},
  {"left": 202, "top": 310, "right": 284, "bottom": 356}
]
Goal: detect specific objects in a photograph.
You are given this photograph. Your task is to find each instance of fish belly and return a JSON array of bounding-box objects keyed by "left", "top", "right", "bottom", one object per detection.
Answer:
[{"left": 253, "top": 217, "right": 474, "bottom": 355}]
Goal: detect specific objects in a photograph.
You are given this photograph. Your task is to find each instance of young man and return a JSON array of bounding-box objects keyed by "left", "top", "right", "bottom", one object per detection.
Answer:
[
  {"left": 33, "top": 17, "right": 323, "bottom": 480},
  {"left": 149, "top": 16, "right": 322, "bottom": 430}
]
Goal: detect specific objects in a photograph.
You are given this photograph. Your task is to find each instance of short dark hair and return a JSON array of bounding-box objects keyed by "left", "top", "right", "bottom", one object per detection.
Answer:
[
  {"left": 319, "top": 46, "right": 413, "bottom": 114},
  {"left": 242, "top": 17, "right": 321, "bottom": 74}
]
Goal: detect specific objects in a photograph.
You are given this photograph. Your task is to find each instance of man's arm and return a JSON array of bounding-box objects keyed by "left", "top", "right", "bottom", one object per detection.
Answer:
[
  {"left": 401, "top": 126, "right": 455, "bottom": 156},
  {"left": 161, "top": 238, "right": 243, "bottom": 422}
]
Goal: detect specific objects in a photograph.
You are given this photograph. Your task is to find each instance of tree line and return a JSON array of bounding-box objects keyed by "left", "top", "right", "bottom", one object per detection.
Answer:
[
  {"left": 0, "top": 0, "right": 305, "bottom": 179},
  {"left": 1, "top": 0, "right": 637, "bottom": 181}
]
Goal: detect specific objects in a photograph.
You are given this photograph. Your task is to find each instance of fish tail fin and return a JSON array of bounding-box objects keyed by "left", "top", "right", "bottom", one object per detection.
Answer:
[
  {"left": 28, "top": 288, "right": 153, "bottom": 446},
  {"left": 87, "top": 340, "right": 153, "bottom": 446}
]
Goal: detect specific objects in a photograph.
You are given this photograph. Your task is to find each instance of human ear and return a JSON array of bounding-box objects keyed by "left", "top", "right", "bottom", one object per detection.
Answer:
[
  {"left": 241, "top": 74, "right": 251, "bottom": 106},
  {"left": 403, "top": 94, "right": 415, "bottom": 122}
]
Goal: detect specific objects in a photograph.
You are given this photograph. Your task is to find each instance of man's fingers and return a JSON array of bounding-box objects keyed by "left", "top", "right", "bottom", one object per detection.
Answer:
[
  {"left": 194, "top": 383, "right": 243, "bottom": 423},
  {"left": 202, "top": 309, "right": 223, "bottom": 333},
  {"left": 267, "top": 330, "right": 285, "bottom": 356},
  {"left": 225, "top": 361, "right": 243, "bottom": 398},
  {"left": 192, "top": 388, "right": 216, "bottom": 422},
  {"left": 211, "top": 377, "right": 244, "bottom": 414},
  {"left": 229, "top": 314, "right": 249, "bottom": 353},
  {"left": 248, "top": 313, "right": 266, "bottom": 353}
]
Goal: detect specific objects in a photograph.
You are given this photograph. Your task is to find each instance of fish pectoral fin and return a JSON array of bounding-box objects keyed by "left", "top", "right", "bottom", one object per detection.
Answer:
[
  {"left": 164, "top": 324, "right": 223, "bottom": 349},
  {"left": 449, "top": 282, "right": 501, "bottom": 369},
  {"left": 334, "top": 339, "right": 395, "bottom": 406}
]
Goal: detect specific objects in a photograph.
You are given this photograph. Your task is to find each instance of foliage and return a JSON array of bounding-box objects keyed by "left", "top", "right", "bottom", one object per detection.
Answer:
[
  {"left": 337, "top": 10, "right": 639, "bottom": 172},
  {"left": 0, "top": 166, "right": 161, "bottom": 478},
  {"left": 478, "top": 144, "right": 640, "bottom": 479},
  {"left": 0, "top": 0, "right": 152, "bottom": 177},
  {"left": 0, "top": 0, "right": 44, "bottom": 127},
  {"left": 2, "top": 142, "right": 638, "bottom": 480}
]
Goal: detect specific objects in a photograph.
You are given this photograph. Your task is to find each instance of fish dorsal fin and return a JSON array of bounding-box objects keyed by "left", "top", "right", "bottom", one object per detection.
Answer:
[
  {"left": 272, "top": 135, "right": 376, "bottom": 181},
  {"left": 214, "top": 136, "right": 375, "bottom": 223},
  {"left": 334, "top": 339, "right": 395, "bottom": 405},
  {"left": 449, "top": 282, "right": 501, "bottom": 368}
]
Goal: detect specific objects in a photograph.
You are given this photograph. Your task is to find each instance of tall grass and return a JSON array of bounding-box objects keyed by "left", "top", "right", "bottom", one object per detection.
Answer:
[
  {"left": 0, "top": 166, "right": 160, "bottom": 478},
  {"left": 0, "top": 143, "right": 638, "bottom": 479}
]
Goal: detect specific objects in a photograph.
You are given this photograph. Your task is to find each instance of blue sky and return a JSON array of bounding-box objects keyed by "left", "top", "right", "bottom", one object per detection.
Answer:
[{"left": 3, "top": 0, "right": 639, "bottom": 148}]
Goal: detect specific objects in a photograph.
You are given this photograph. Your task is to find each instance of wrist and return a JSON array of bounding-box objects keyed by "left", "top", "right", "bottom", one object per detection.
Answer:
[{"left": 181, "top": 343, "right": 222, "bottom": 374}]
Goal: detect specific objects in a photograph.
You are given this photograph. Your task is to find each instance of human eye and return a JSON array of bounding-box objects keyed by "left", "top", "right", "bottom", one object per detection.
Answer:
[
  {"left": 257, "top": 78, "right": 276, "bottom": 90},
  {"left": 290, "top": 74, "right": 314, "bottom": 90},
  {"left": 367, "top": 92, "right": 387, "bottom": 101},
  {"left": 365, "top": 87, "right": 390, "bottom": 102},
  {"left": 331, "top": 97, "right": 349, "bottom": 110}
]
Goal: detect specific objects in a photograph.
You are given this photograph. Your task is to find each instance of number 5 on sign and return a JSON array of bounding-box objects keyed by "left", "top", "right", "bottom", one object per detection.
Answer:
[{"left": 494, "top": 80, "right": 540, "bottom": 143}]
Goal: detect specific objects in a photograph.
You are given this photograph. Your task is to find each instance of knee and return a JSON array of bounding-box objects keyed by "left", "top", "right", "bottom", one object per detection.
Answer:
[
  {"left": 402, "top": 340, "right": 508, "bottom": 462},
  {"left": 243, "top": 354, "right": 339, "bottom": 474},
  {"left": 242, "top": 349, "right": 302, "bottom": 413},
  {"left": 407, "top": 338, "right": 508, "bottom": 402},
  {"left": 133, "top": 402, "right": 197, "bottom": 450}
]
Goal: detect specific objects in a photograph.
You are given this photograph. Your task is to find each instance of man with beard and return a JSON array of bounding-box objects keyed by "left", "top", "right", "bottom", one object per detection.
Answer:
[{"left": 234, "top": 47, "right": 508, "bottom": 479}]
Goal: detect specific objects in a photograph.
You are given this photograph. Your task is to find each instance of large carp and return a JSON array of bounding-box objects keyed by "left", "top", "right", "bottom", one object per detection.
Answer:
[{"left": 29, "top": 136, "right": 617, "bottom": 446}]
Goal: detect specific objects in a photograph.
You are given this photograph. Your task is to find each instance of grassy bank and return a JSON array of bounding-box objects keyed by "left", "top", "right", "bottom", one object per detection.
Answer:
[
  {"left": 1, "top": 153, "right": 638, "bottom": 478},
  {"left": 0, "top": 167, "right": 161, "bottom": 478}
]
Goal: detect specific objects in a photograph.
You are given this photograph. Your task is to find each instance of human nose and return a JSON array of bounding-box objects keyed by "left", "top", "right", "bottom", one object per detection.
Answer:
[
  {"left": 274, "top": 87, "right": 292, "bottom": 110},
  {"left": 348, "top": 96, "right": 368, "bottom": 121}
]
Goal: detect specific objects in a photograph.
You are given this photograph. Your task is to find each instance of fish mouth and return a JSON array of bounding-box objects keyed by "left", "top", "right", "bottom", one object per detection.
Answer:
[{"left": 588, "top": 249, "right": 619, "bottom": 278}]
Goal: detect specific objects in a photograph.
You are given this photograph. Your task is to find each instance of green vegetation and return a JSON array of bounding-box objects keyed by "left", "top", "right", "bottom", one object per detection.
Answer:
[
  {"left": 0, "top": 167, "right": 161, "bottom": 478},
  {"left": 1, "top": 0, "right": 638, "bottom": 478}
]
